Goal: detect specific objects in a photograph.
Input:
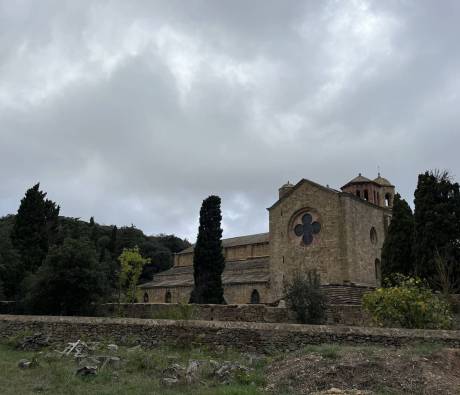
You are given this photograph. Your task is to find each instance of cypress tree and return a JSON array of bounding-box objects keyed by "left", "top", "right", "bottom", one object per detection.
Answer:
[
  {"left": 11, "top": 183, "right": 60, "bottom": 273},
  {"left": 414, "top": 170, "right": 460, "bottom": 287},
  {"left": 381, "top": 193, "right": 415, "bottom": 277},
  {"left": 190, "top": 195, "right": 225, "bottom": 304},
  {"left": 89, "top": 216, "right": 98, "bottom": 245}
]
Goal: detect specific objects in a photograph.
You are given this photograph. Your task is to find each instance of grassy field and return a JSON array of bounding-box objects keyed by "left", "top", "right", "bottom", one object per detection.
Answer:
[
  {"left": 0, "top": 341, "right": 266, "bottom": 395},
  {"left": 0, "top": 338, "right": 459, "bottom": 395}
]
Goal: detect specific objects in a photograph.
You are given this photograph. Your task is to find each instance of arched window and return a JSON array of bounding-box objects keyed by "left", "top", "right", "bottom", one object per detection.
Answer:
[
  {"left": 364, "top": 190, "right": 369, "bottom": 201},
  {"left": 165, "top": 291, "right": 172, "bottom": 303},
  {"left": 385, "top": 193, "right": 392, "bottom": 207},
  {"left": 370, "top": 227, "right": 378, "bottom": 245},
  {"left": 250, "top": 289, "right": 260, "bottom": 304},
  {"left": 375, "top": 259, "right": 382, "bottom": 286},
  {"left": 143, "top": 292, "right": 149, "bottom": 303}
]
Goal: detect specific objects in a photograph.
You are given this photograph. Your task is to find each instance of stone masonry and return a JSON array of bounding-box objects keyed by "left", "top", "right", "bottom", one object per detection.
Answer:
[
  {"left": 140, "top": 174, "right": 395, "bottom": 305},
  {"left": 1, "top": 315, "right": 459, "bottom": 351}
]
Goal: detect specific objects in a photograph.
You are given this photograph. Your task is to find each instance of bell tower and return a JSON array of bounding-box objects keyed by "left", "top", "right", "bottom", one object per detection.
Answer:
[{"left": 341, "top": 173, "right": 395, "bottom": 208}]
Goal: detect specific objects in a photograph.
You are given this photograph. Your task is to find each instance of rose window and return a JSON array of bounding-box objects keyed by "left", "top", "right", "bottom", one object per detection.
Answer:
[{"left": 293, "top": 213, "right": 321, "bottom": 246}]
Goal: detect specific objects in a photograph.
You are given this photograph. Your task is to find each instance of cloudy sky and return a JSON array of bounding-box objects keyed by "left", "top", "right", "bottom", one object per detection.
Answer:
[{"left": 1, "top": 0, "right": 459, "bottom": 241}]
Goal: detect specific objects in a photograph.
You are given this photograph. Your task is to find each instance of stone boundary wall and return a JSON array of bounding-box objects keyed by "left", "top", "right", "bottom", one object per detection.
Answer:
[
  {"left": 102, "top": 303, "right": 369, "bottom": 326},
  {"left": 102, "top": 303, "right": 294, "bottom": 323},
  {"left": 0, "top": 301, "right": 369, "bottom": 326},
  {"left": 1, "top": 315, "right": 459, "bottom": 351}
]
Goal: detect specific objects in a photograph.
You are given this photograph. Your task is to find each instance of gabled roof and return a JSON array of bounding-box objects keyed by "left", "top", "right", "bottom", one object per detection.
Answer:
[
  {"left": 177, "top": 232, "right": 269, "bottom": 255},
  {"left": 139, "top": 257, "right": 270, "bottom": 288},
  {"left": 268, "top": 178, "right": 340, "bottom": 210}
]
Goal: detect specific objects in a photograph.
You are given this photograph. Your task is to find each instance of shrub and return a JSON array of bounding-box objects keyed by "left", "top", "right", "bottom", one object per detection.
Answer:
[
  {"left": 284, "top": 270, "right": 327, "bottom": 324},
  {"left": 363, "top": 275, "right": 453, "bottom": 329}
]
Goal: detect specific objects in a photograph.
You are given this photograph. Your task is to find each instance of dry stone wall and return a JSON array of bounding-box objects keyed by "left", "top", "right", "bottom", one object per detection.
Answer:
[
  {"left": 102, "top": 303, "right": 369, "bottom": 326},
  {"left": 1, "top": 315, "right": 459, "bottom": 351}
]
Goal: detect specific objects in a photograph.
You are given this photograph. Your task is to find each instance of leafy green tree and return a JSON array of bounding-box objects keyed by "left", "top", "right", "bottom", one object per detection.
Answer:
[
  {"left": 414, "top": 170, "right": 460, "bottom": 288},
  {"left": 190, "top": 195, "right": 225, "bottom": 304},
  {"left": 118, "top": 247, "right": 150, "bottom": 303},
  {"left": 363, "top": 275, "right": 452, "bottom": 329},
  {"left": 154, "top": 234, "right": 191, "bottom": 253},
  {"left": 381, "top": 193, "right": 415, "bottom": 277},
  {"left": 138, "top": 241, "right": 172, "bottom": 282},
  {"left": 11, "top": 183, "right": 60, "bottom": 273},
  {"left": 284, "top": 270, "right": 327, "bottom": 324},
  {"left": 116, "top": 226, "right": 145, "bottom": 256},
  {"left": 22, "top": 238, "right": 108, "bottom": 315}
]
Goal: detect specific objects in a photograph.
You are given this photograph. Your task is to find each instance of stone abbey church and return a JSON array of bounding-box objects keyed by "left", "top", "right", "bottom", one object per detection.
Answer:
[{"left": 140, "top": 174, "right": 395, "bottom": 305}]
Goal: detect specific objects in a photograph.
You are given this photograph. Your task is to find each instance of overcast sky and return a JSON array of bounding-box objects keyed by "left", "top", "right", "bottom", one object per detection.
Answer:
[{"left": 1, "top": 0, "right": 459, "bottom": 241}]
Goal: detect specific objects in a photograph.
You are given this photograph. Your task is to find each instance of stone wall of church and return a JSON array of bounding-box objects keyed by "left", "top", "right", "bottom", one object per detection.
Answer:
[
  {"left": 268, "top": 183, "right": 344, "bottom": 303},
  {"left": 143, "top": 282, "right": 270, "bottom": 305},
  {"left": 340, "top": 194, "right": 390, "bottom": 286},
  {"left": 175, "top": 253, "right": 193, "bottom": 267},
  {"left": 174, "top": 243, "right": 269, "bottom": 267},
  {"left": 145, "top": 286, "right": 192, "bottom": 304}
]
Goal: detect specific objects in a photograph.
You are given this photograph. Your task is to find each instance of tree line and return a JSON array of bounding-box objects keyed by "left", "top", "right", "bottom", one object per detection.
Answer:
[
  {"left": 382, "top": 170, "right": 460, "bottom": 293},
  {"left": 0, "top": 183, "right": 190, "bottom": 314}
]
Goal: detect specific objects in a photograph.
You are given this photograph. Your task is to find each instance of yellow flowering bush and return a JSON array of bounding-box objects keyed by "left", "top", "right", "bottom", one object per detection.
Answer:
[{"left": 363, "top": 275, "right": 452, "bottom": 329}]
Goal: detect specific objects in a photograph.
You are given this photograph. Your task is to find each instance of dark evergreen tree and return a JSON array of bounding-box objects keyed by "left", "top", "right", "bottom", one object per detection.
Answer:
[
  {"left": 22, "top": 238, "right": 108, "bottom": 315},
  {"left": 154, "top": 234, "right": 191, "bottom": 253},
  {"left": 108, "top": 225, "right": 118, "bottom": 258},
  {"left": 44, "top": 198, "right": 60, "bottom": 246},
  {"left": 189, "top": 195, "right": 225, "bottom": 304},
  {"left": 89, "top": 216, "right": 98, "bottom": 245},
  {"left": 381, "top": 193, "right": 415, "bottom": 277},
  {"left": 11, "top": 183, "right": 60, "bottom": 274},
  {"left": 414, "top": 170, "right": 460, "bottom": 288},
  {"left": 0, "top": 225, "right": 22, "bottom": 298}
]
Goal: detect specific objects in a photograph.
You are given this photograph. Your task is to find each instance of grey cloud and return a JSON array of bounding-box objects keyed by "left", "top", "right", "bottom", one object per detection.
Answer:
[{"left": 1, "top": 0, "right": 459, "bottom": 240}]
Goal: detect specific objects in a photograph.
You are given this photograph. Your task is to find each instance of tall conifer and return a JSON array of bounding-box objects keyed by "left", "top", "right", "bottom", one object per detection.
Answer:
[
  {"left": 11, "top": 183, "right": 60, "bottom": 273},
  {"left": 190, "top": 195, "right": 225, "bottom": 304},
  {"left": 414, "top": 170, "right": 460, "bottom": 287},
  {"left": 381, "top": 193, "right": 415, "bottom": 277}
]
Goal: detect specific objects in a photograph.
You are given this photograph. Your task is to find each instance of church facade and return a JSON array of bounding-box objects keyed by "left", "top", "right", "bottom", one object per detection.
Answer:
[{"left": 140, "top": 174, "right": 395, "bottom": 305}]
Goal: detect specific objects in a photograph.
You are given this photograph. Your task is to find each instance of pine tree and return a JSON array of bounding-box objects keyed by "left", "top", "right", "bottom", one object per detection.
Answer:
[
  {"left": 381, "top": 194, "right": 415, "bottom": 277},
  {"left": 414, "top": 170, "right": 460, "bottom": 288},
  {"left": 190, "top": 195, "right": 225, "bottom": 304},
  {"left": 11, "top": 183, "right": 60, "bottom": 274}
]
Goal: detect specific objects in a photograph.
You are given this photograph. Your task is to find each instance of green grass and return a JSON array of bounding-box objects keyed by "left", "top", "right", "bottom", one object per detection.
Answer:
[
  {"left": 0, "top": 343, "right": 266, "bottom": 395},
  {"left": 404, "top": 341, "right": 444, "bottom": 357}
]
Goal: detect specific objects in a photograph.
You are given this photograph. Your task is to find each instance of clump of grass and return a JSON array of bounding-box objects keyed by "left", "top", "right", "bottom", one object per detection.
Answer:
[
  {"left": 4, "top": 329, "right": 34, "bottom": 348},
  {"left": 406, "top": 342, "right": 444, "bottom": 357},
  {"left": 301, "top": 344, "right": 341, "bottom": 359}
]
